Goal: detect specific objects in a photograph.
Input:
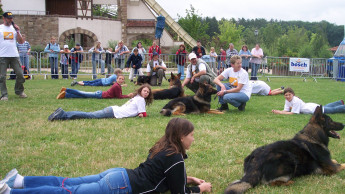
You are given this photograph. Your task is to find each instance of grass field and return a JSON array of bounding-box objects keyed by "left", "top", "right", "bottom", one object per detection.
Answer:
[{"left": 1, "top": 76, "right": 345, "bottom": 193}]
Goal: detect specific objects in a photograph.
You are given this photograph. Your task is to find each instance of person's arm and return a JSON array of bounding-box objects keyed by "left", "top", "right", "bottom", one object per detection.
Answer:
[
  {"left": 146, "top": 64, "right": 151, "bottom": 76},
  {"left": 272, "top": 110, "right": 294, "bottom": 115},
  {"left": 182, "top": 78, "right": 190, "bottom": 88},
  {"left": 27, "top": 42, "right": 31, "bottom": 54},
  {"left": 44, "top": 44, "right": 50, "bottom": 53},
  {"left": 88, "top": 47, "right": 94, "bottom": 53},
  {"left": 137, "top": 55, "right": 143, "bottom": 68},
  {"left": 121, "top": 46, "right": 130, "bottom": 55},
  {"left": 137, "top": 98, "right": 146, "bottom": 117},
  {"left": 126, "top": 55, "right": 132, "bottom": 69},
  {"left": 14, "top": 25, "right": 24, "bottom": 44},
  {"left": 157, "top": 61, "right": 167, "bottom": 71},
  {"left": 202, "top": 47, "right": 206, "bottom": 56}
]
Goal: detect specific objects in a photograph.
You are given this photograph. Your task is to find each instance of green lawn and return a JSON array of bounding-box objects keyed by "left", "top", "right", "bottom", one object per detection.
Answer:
[{"left": 1, "top": 76, "right": 345, "bottom": 193}]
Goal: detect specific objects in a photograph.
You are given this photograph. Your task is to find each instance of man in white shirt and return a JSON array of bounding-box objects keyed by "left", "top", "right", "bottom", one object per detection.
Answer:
[
  {"left": 146, "top": 52, "right": 167, "bottom": 86},
  {"left": 182, "top": 53, "right": 216, "bottom": 93},
  {"left": 0, "top": 12, "right": 26, "bottom": 101}
]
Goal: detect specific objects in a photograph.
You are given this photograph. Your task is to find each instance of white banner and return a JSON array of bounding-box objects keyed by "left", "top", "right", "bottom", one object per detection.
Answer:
[{"left": 289, "top": 58, "right": 310, "bottom": 72}]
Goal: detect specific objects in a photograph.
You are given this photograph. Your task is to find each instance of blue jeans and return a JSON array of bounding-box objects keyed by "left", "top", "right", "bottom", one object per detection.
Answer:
[
  {"left": 65, "top": 88, "right": 102, "bottom": 99},
  {"left": 115, "top": 58, "right": 125, "bottom": 70},
  {"left": 177, "top": 64, "right": 184, "bottom": 80},
  {"left": 50, "top": 57, "right": 59, "bottom": 79},
  {"left": 61, "top": 64, "right": 68, "bottom": 79},
  {"left": 92, "top": 59, "right": 105, "bottom": 79},
  {"left": 56, "top": 106, "right": 114, "bottom": 120},
  {"left": 250, "top": 63, "right": 260, "bottom": 80},
  {"left": 71, "top": 60, "right": 80, "bottom": 78},
  {"left": 82, "top": 79, "right": 103, "bottom": 86},
  {"left": 323, "top": 100, "right": 345, "bottom": 114},
  {"left": 19, "top": 55, "right": 30, "bottom": 73},
  {"left": 217, "top": 83, "right": 249, "bottom": 107},
  {"left": 11, "top": 168, "right": 132, "bottom": 194}
]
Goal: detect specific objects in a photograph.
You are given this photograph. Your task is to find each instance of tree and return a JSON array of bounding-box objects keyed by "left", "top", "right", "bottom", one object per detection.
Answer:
[
  {"left": 261, "top": 23, "right": 282, "bottom": 56},
  {"left": 217, "top": 19, "right": 244, "bottom": 50}
]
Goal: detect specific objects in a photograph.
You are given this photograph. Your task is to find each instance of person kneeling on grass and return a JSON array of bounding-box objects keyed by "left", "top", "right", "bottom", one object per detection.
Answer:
[
  {"left": 70, "top": 68, "right": 123, "bottom": 87},
  {"left": 272, "top": 87, "right": 345, "bottom": 114},
  {"left": 48, "top": 84, "right": 152, "bottom": 121},
  {"left": 57, "top": 75, "right": 134, "bottom": 99},
  {"left": 0, "top": 118, "right": 212, "bottom": 194}
]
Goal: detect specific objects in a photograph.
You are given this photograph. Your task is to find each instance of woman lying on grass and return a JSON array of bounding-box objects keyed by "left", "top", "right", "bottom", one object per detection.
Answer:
[
  {"left": 272, "top": 87, "right": 345, "bottom": 114},
  {"left": 48, "top": 84, "right": 153, "bottom": 121},
  {"left": 0, "top": 118, "right": 212, "bottom": 194}
]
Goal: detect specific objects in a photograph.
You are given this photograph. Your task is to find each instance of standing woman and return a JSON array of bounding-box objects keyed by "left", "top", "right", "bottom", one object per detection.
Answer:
[
  {"left": 249, "top": 44, "right": 263, "bottom": 80},
  {"left": 44, "top": 36, "right": 60, "bottom": 79},
  {"left": 176, "top": 44, "right": 187, "bottom": 80},
  {"left": 209, "top": 47, "right": 218, "bottom": 73},
  {"left": 89, "top": 41, "right": 105, "bottom": 79},
  {"left": 0, "top": 118, "right": 212, "bottom": 193},
  {"left": 239, "top": 45, "right": 251, "bottom": 72}
]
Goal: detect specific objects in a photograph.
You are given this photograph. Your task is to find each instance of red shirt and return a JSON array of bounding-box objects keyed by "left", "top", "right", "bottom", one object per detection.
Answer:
[
  {"left": 221, "top": 50, "right": 226, "bottom": 61},
  {"left": 148, "top": 45, "right": 161, "bottom": 60},
  {"left": 102, "top": 83, "right": 129, "bottom": 99}
]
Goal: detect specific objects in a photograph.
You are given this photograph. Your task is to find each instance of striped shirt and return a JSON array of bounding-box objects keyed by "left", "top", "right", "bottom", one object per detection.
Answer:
[{"left": 17, "top": 41, "right": 31, "bottom": 56}]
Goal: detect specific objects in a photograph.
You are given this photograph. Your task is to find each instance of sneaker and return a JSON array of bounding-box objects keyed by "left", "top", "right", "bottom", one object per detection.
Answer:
[
  {"left": 0, "top": 96, "right": 8, "bottom": 101},
  {"left": 0, "top": 182, "right": 9, "bottom": 193},
  {"left": 217, "top": 103, "right": 229, "bottom": 111},
  {"left": 0, "top": 168, "right": 17, "bottom": 188},
  {"left": 71, "top": 81, "right": 78, "bottom": 86},
  {"left": 56, "top": 91, "right": 66, "bottom": 99},
  {"left": 60, "top": 87, "right": 66, "bottom": 93},
  {"left": 48, "top": 107, "right": 64, "bottom": 121},
  {"left": 238, "top": 102, "right": 246, "bottom": 111},
  {"left": 73, "top": 77, "right": 77, "bottom": 80},
  {"left": 18, "top": 93, "right": 27, "bottom": 98}
]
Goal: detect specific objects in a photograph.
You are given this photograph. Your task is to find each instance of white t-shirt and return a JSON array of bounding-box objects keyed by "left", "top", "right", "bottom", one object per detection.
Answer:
[
  {"left": 0, "top": 24, "right": 19, "bottom": 57},
  {"left": 221, "top": 67, "right": 252, "bottom": 98},
  {"left": 146, "top": 60, "right": 166, "bottom": 75},
  {"left": 284, "top": 96, "right": 319, "bottom": 114},
  {"left": 251, "top": 80, "right": 270, "bottom": 96},
  {"left": 111, "top": 95, "right": 146, "bottom": 118},
  {"left": 185, "top": 63, "right": 206, "bottom": 81}
]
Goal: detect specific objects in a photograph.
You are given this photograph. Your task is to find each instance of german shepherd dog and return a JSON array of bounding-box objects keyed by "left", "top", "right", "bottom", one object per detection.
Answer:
[
  {"left": 134, "top": 75, "right": 151, "bottom": 85},
  {"left": 225, "top": 106, "right": 345, "bottom": 194},
  {"left": 160, "top": 83, "right": 224, "bottom": 116},
  {"left": 152, "top": 72, "right": 184, "bottom": 100}
]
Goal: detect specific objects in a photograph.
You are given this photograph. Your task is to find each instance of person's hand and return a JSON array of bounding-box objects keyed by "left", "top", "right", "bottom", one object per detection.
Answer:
[
  {"left": 272, "top": 110, "right": 280, "bottom": 114},
  {"left": 190, "top": 76, "right": 195, "bottom": 84},
  {"left": 198, "top": 182, "right": 212, "bottom": 192},
  {"left": 138, "top": 113, "right": 143, "bottom": 118},
  {"left": 128, "top": 93, "right": 134, "bottom": 98},
  {"left": 199, "top": 53, "right": 202, "bottom": 57},
  {"left": 121, "top": 84, "right": 127, "bottom": 87},
  {"left": 189, "top": 177, "right": 205, "bottom": 185},
  {"left": 133, "top": 65, "right": 136, "bottom": 68},
  {"left": 126, "top": 68, "right": 129, "bottom": 72}
]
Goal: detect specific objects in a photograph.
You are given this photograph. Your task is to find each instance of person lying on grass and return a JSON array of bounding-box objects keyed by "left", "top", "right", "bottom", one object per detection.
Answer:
[
  {"left": 57, "top": 75, "right": 134, "bottom": 99},
  {"left": 251, "top": 80, "right": 284, "bottom": 96},
  {"left": 48, "top": 84, "right": 153, "bottom": 121},
  {"left": 0, "top": 118, "right": 212, "bottom": 194},
  {"left": 272, "top": 87, "right": 345, "bottom": 114},
  {"left": 70, "top": 68, "right": 125, "bottom": 87}
]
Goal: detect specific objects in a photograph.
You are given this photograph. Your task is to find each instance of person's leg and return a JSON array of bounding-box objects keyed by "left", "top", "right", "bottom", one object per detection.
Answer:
[
  {"left": 10, "top": 58, "right": 26, "bottom": 95},
  {"left": 129, "top": 68, "right": 134, "bottom": 81},
  {"left": 71, "top": 60, "right": 76, "bottom": 78},
  {"left": 65, "top": 88, "right": 102, "bottom": 99},
  {"left": 81, "top": 79, "right": 103, "bottom": 86},
  {"left": 58, "top": 106, "right": 114, "bottom": 120},
  {"left": 185, "top": 81, "right": 200, "bottom": 93},
  {"left": 115, "top": 58, "right": 120, "bottom": 69},
  {"left": 251, "top": 63, "right": 259, "bottom": 80},
  {"left": 101, "top": 60, "right": 105, "bottom": 74},
  {"left": 324, "top": 100, "right": 344, "bottom": 108},
  {"left": 120, "top": 59, "right": 125, "bottom": 70},
  {"left": 54, "top": 57, "right": 59, "bottom": 79},
  {"left": 216, "top": 83, "right": 232, "bottom": 104},
  {"left": 323, "top": 105, "right": 345, "bottom": 114},
  {"left": 177, "top": 64, "right": 181, "bottom": 75},
  {"left": 270, "top": 88, "right": 283, "bottom": 96},
  {"left": 150, "top": 75, "right": 158, "bottom": 86},
  {"left": 0, "top": 58, "right": 9, "bottom": 98},
  {"left": 181, "top": 65, "right": 185, "bottom": 80},
  {"left": 24, "top": 55, "right": 30, "bottom": 73},
  {"left": 49, "top": 57, "right": 54, "bottom": 79},
  {"left": 157, "top": 69, "right": 164, "bottom": 85},
  {"left": 223, "top": 92, "right": 249, "bottom": 108},
  {"left": 199, "top": 75, "right": 215, "bottom": 87},
  {"left": 92, "top": 60, "right": 97, "bottom": 79}
]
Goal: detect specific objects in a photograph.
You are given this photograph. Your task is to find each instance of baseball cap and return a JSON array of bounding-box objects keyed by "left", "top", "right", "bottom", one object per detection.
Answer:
[
  {"left": 189, "top": 53, "right": 197, "bottom": 60},
  {"left": 64, "top": 45, "right": 69, "bottom": 49},
  {"left": 3, "top": 12, "right": 13, "bottom": 19},
  {"left": 75, "top": 43, "right": 81, "bottom": 46},
  {"left": 153, "top": 52, "right": 159, "bottom": 56}
]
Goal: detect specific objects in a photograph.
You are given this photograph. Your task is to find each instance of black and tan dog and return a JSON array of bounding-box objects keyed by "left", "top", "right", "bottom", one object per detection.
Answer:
[
  {"left": 134, "top": 75, "right": 151, "bottom": 85},
  {"left": 152, "top": 72, "right": 184, "bottom": 100},
  {"left": 160, "top": 83, "right": 223, "bottom": 116},
  {"left": 225, "top": 106, "right": 345, "bottom": 194}
]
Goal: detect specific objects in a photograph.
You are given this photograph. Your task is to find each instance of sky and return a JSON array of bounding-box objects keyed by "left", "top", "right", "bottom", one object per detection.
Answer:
[{"left": 155, "top": 0, "right": 345, "bottom": 26}]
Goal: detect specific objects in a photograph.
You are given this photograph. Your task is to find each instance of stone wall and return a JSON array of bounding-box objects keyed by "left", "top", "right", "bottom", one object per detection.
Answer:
[{"left": 15, "top": 15, "right": 59, "bottom": 48}]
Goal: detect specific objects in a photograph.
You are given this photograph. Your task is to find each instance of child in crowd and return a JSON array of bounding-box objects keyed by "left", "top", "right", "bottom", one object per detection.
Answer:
[
  {"left": 59, "top": 45, "right": 70, "bottom": 79},
  {"left": 0, "top": 118, "right": 212, "bottom": 193},
  {"left": 71, "top": 68, "right": 123, "bottom": 87},
  {"left": 126, "top": 48, "right": 143, "bottom": 82},
  {"left": 57, "top": 75, "right": 134, "bottom": 99},
  {"left": 48, "top": 84, "right": 153, "bottom": 121},
  {"left": 272, "top": 87, "right": 345, "bottom": 114}
]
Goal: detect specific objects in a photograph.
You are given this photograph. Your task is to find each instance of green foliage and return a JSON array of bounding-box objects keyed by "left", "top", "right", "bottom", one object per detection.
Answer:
[
  {"left": 64, "top": 37, "right": 75, "bottom": 50},
  {"left": 92, "top": 4, "right": 117, "bottom": 19},
  {"left": 0, "top": 4, "right": 3, "bottom": 15},
  {"left": 30, "top": 45, "right": 45, "bottom": 52},
  {"left": 107, "top": 39, "right": 118, "bottom": 49},
  {"left": 217, "top": 19, "right": 244, "bottom": 50},
  {"left": 131, "top": 39, "right": 152, "bottom": 50}
]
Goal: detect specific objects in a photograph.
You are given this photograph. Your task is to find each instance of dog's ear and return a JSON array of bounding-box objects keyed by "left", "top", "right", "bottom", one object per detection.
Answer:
[
  {"left": 310, "top": 106, "right": 323, "bottom": 124},
  {"left": 177, "top": 73, "right": 181, "bottom": 78},
  {"left": 171, "top": 72, "right": 174, "bottom": 78}
]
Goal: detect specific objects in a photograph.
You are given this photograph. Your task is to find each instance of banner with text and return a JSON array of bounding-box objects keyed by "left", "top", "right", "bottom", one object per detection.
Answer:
[{"left": 289, "top": 58, "right": 310, "bottom": 72}]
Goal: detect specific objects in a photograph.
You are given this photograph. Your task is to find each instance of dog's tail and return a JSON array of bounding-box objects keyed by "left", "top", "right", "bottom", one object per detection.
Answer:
[{"left": 160, "top": 109, "right": 172, "bottom": 116}]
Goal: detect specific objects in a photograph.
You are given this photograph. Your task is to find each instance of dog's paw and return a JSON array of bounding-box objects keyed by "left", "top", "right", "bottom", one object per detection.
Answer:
[{"left": 332, "top": 159, "right": 338, "bottom": 164}]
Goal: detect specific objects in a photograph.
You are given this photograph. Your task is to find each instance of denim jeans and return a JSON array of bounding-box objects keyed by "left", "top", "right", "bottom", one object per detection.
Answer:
[
  {"left": 65, "top": 88, "right": 102, "bottom": 99},
  {"left": 177, "top": 64, "right": 185, "bottom": 80},
  {"left": 250, "top": 63, "right": 260, "bottom": 80},
  {"left": 56, "top": 106, "right": 114, "bottom": 120},
  {"left": 83, "top": 79, "right": 103, "bottom": 86},
  {"left": 50, "top": 57, "right": 59, "bottom": 79},
  {"left": 217, "top": 83, "right": 249, "bottom": 107},
  {"left": 11, "top": 168, "right": 132, "bottom": 194},
  {"left": 0, "top": 57, "right": 25, "bottom": 97},
  {"left": 71, "top": 60, "right": 80, "bottom": 78},
  {"left": 19, "top": 55, "right": 30, "bottom": 73},
  {"left": 323, "top": 100, "right": 345, "bottom": 114},
  {"left": 61, "top": 64, "right": 69, "bottom": 79},
  {"left": 115, "top": 58, "right": 125, "bottom": 70},
  {"left": 92, "top": 59, "right": 105, "bottom": 79}
]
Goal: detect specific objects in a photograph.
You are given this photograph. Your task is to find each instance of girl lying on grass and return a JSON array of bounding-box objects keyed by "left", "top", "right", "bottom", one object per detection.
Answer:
[
  {"left": 0, "top": 118, "right": 212, "bottom": 194},
  {"left": 272, "top": 87, "right": 345, "bottom": 114},
  {"left": 48, "top": 84, "right": 153, "bottom": 121}
]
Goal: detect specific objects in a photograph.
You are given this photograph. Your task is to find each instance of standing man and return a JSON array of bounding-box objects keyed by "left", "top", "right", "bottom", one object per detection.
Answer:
[
  {"left": 16, "top": 34, "right": 31, "bottom": 73},
  {"left": 146, "top": 52, "right": 166, "bottom": 86},
  {"left": 0, "top": 12, "right": 27, "bottom": 101},
  {"left": 192, "top": 40, "right": 206, "bottom": 58},
  {"left": 70, "top": 43, "right": 83, "bottom": 79},
  {"left": 44, "top": 36, "right": 60, "bottom": 79},
  {"left": 182, "top": 53, "right": 216, "bottom": 93},
  {"left": 226, "top": 43, "right": 238, "bottom": 68},
  {"left": 114, "top": 40, "right": 130, "bottom": 70}
]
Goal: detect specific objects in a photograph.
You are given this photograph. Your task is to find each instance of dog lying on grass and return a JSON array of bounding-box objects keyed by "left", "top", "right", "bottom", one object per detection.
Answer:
[{"left": 152, "top": 72, "right": 184, "bottom": 100}]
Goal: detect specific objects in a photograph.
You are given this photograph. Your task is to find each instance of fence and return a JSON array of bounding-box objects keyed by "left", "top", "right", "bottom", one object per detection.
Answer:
[{"left": 6, "top": 53, "right": 345, "bottom": 81}]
